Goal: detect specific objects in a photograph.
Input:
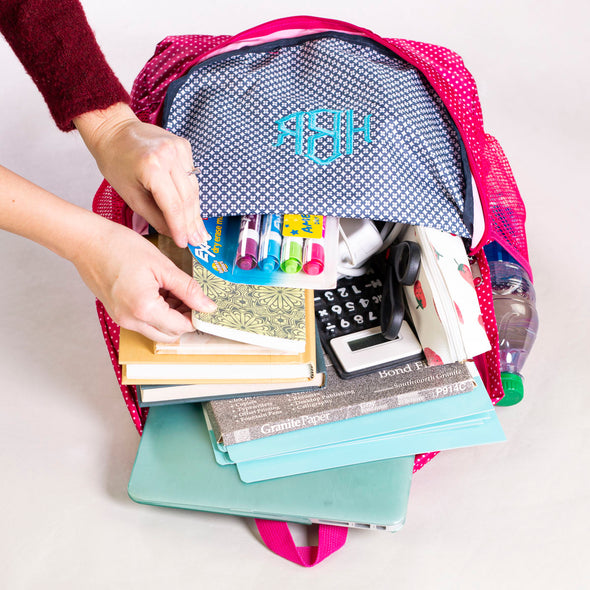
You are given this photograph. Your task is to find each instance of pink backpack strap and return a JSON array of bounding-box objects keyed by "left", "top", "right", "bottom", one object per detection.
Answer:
[{"left": 255, "top": 520, "right": 348, "bottom": 566}]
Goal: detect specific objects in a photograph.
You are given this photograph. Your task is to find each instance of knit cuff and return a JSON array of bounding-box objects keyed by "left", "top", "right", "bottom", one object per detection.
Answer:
[{"left": 0, "top": 0, "right": 130, "bottom": 131}]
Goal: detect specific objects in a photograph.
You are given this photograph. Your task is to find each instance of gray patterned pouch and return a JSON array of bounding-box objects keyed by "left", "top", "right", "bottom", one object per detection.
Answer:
[{"left": 163, "top": 33, "right": 473, "bottom": 238}]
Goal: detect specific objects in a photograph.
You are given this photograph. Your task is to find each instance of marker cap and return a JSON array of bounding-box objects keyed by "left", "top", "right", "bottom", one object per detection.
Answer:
[
  {"left": 282, "top": 258, "right": 302, "bottom": 273},
  {"left": 302, "top": 241, "right": 325, "bottom": 275},
  {"left": 259, "top": 257, "right": 279, "bottom": 272},
  {"left": 236, "top": 255, "right": 257, "bottom": 270},
  {"left": 280, "top": 238, "right": 303, "bottom": 273}
]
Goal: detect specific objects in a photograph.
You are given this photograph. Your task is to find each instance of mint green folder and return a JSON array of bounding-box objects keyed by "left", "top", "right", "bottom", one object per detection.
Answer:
[
  {"left": 234, "top": 412, "right": 503, "bottom": 482},
  {"left": 207, "top": 372, "right": 505, "bottom": 482},
  {"left": 128, "top": 404, "right": 414, "bottom": 531},
  {"left": 221, "top": 372, "right": 502, "bottom": 464}
]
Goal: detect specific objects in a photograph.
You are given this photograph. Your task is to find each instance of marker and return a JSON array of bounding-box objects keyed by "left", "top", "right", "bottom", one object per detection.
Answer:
[
  {"left": 235, "top": 214, "right": 261, "bottom": 270},
  {"left": 302, "top": 240, "right": 325, "bottom": 275},
  {"left": 258, "top": 214, "right": 283, "bottom": 272},
  {"left": 280, "top": 236, "right": 303, "bottom": 273},
  {"left": 302, "top": 217, "right": 326, "bottom": 275}
]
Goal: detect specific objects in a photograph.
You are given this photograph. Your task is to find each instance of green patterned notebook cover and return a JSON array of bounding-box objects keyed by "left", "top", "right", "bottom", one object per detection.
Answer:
[{"left": 192, "top": 260, "right": 307, "bottom": 352}]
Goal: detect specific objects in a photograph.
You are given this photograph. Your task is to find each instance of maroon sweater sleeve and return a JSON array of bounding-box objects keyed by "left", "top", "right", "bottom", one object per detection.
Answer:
[{"left": 0, "top": 0, "right": 130, "bottom": 131}]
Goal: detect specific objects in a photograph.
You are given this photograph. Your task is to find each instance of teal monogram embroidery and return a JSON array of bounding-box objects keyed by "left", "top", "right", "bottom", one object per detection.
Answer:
[{"left": 275, "top": 109, "right": 372, "bottom": 165}]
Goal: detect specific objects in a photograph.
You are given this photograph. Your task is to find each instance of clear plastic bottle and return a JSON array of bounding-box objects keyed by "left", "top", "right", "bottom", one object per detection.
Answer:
[{"left": 484, "top": 242, "right": 539, "bottom": 406}]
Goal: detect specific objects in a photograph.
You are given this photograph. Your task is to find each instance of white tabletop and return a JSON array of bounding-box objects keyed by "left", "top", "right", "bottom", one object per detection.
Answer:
[{"left": 2, "top": 1, "right": 589, "bottom": 588}]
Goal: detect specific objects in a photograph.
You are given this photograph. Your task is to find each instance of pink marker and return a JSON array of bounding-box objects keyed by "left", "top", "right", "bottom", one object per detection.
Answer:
[
  {"left": 302, "top": 218, "right": 326, "bottom": 275},
  {"left": 235, "top": 214, "right": 262, "bottom": 270}
]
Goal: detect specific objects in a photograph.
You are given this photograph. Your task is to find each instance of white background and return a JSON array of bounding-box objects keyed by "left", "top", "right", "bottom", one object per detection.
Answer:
[{"left": 1, "top": 1, "right": 589, "bottom": 588}]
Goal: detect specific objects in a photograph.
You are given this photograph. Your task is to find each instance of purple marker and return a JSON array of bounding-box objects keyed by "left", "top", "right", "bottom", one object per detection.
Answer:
[{"left": 235, "top": 214, "right": 262, "bottom": 270}]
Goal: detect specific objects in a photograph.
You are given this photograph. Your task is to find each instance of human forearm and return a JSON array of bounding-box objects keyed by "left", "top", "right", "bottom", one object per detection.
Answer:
[
  {"left": 0, "top": 164, "right": 216, "bottom": 341},
  {"left": 1, "top": 0, "right": 206, "bottom": 248},
  {"left": 0, "top": 164, "right": 99, "bottom": 262},
  {"left": 0, "top": 0, "right": 129, "bottom": 131}
]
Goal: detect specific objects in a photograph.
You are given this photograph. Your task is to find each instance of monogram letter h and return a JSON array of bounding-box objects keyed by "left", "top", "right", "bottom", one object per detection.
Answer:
[{"left": 275, "top": 110, "right": 372, "bottom": 165}]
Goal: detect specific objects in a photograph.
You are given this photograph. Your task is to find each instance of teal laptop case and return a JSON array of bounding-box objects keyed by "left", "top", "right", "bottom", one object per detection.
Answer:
[{"left": 128, "top": 404, "right": 414, "bottom": 531}]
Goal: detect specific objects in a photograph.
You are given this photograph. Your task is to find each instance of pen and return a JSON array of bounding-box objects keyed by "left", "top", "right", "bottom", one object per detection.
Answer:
[
  {"left": 280, "top": 236, "right": 303, "bottom": 273},
  {"left": 235, "top": 214, "right": 262, "bottom": 270},
  {"left": 302, "top": 217, "right": 326, "bottom": 275},
  {"left": 258, "top": 214, "right": 283, "bottom": 272}
]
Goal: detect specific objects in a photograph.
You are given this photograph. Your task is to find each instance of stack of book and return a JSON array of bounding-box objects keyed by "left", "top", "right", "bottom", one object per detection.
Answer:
[
  {"left": 126, "top": 230, "right": 506, "bottom": 531},
  {"left": 119, "top": 235, "right": 326, "bottom": 404},
  {"left": 202, "top": 359, "right": 504, "bottom": 483},
  {"left": 119, "top": 288, "right": 324, "bottom": 403}
]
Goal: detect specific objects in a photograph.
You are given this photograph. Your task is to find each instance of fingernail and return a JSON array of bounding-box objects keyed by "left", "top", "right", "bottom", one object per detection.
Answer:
[
  {"left": 190, "top": 230, "right": 209, "bottom": 246},
  {"left": 201, "top": 298, "right": 217, "bottom": 313},
  {"left": 198, "top": 219, "right": 212, "bottom": 241}
]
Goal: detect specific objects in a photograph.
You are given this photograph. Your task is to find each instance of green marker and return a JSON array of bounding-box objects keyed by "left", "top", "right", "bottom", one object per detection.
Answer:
[{"left": 280, "top": 236, "right": 303, "bottom": 273}]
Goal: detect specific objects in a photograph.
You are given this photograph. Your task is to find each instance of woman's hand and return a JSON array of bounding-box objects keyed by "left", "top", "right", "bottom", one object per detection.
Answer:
[
  {"left": 72, "top": 220, "right": 216, "bottom": 342},
  {"left": 74, "top": 103, "right": 209, "bottom": 249},
  {"left": 1, "top": 164, "right": 215, "bottom": 342}
]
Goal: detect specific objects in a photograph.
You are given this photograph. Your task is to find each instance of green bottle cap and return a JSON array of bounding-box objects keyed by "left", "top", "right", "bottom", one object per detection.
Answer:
[{"left": 497, "top": 372, "right": 524, "bottom": 406}]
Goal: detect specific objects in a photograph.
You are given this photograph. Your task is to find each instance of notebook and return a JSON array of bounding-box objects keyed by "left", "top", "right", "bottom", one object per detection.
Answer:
[
  {"left": 119, "top": 289, "right": 316, "bottom": 385},
  {"left": 128, "top": 404, "right": 414, "bottom": 531},
  {"left": 401, "top": 225, "right": 491, "bottom": 365},
  {"left": 137, "top": 328, "right": 327, "bottom": 406},
  {"left": 214, "top": 363, "right": 502, "bottom": 464},
  {"left": 230, "top": 411, "right": 502, "bottom": 483}
]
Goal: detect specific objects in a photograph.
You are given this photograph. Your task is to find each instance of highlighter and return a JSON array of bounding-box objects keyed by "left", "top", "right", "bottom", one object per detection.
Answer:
[
  {"left": 235, "top": 214, "right": 261, "bottom": 270},
  {"left": 280, "top": 236, "right": 303, "bottom": 273},
  {"left": 302, "top": 217, "right": 326, "bottom": 275},
  {"left": 258, "top": 214, "right": 283, "bottom": 272},
  {"left": 302, "top": 239, "right": 325, "bottom": 275}
]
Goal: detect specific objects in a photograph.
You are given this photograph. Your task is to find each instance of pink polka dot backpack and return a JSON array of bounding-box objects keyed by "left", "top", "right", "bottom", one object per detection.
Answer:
[{"left": 92, "top": 16, "right": 530, "bottom": 567}]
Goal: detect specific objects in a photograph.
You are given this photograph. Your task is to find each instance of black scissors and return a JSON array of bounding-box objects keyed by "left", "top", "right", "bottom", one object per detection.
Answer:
[{"left": 380, "top": 240, "right": 421, "bottom": 340}]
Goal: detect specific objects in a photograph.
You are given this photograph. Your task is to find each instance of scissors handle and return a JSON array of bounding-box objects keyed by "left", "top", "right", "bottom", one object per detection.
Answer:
[
  {"left": 381, "top": 268, "right": 406, "bottom": 341},
  {"left": 394, "top": 241, "right": 421, "bottom": 284},
  {"left": 380, "top": 241, "right": 421, "bottom": 340}
]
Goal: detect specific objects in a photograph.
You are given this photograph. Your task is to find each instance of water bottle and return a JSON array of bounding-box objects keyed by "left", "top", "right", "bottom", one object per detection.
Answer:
[{"left": 484, "top": 242, "right": 539, "bottom": 406}]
